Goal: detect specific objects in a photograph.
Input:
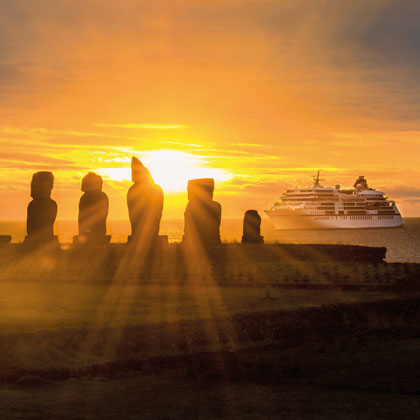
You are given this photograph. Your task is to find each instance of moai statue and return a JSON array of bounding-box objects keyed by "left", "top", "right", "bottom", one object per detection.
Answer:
[
  {"left": 242, "top": 210, "right": 264, "bottom": 243},
  {"left": 127, "top": 157, "right": 163, "bottom": 244},
  {"left": 26, "top": 171, "right": 57, "bottom": 242},
  {"left": 0, "top": 235, "right": 11, "bottom": 244},
  {"left": 183, "top": 178, "right": 221, "bottom": 248},
  {"left": 77, "top": 172, "right": 109, "bottom": 243}
]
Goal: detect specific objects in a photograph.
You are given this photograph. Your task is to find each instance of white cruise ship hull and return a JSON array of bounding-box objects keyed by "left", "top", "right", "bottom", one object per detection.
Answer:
[{"left": 265, "top": 212, "right": 403, "bottom": 229}]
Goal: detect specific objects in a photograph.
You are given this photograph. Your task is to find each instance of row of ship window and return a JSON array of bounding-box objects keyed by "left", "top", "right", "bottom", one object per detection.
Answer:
[
  {"left": 313, "top": 215, "right": 395, "bottom": 220},
  {"left": 283, "top": 198, "right": 369, "bottom": 202}
]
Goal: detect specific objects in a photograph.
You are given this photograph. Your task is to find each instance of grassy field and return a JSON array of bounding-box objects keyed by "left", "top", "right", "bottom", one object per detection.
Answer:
[{"left": 0, "top": 243, "right": 420, "bottom": 419}]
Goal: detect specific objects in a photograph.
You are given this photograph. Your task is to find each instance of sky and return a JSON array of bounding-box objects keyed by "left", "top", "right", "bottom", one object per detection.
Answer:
[{"left": 1, "top": 0, "right": 420, "bottom": 220}]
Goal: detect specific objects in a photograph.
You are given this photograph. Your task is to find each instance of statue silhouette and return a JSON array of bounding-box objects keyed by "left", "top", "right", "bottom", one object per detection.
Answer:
[
  {"left": 0, "top": 235, "right": 11, "bottom": 244},
  {"left": 127, "top": 157, "right": 163, "bottom": 244},
  {"left": 26, "top": 171, "right": 57, "bottom": 241},
  {"left": 183, "top": 178, "right": 221, "bottom": 247},
  {"left": 78, "top": 172, "right": 109, "bottom": 240},
  {"left": 242, "top": 210, "right": 264, "bottom": 243}
]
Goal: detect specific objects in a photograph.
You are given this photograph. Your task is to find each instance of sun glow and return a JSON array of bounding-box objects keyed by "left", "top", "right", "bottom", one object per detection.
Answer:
[{"left": 99, "top": 150, "right": 233, "bottom": 192}]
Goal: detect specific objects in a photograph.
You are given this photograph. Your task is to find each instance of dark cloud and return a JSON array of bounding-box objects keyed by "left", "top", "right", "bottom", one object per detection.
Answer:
[
  {"left": 334, "top": 1, "right": 420, "bottom": 65},
  {"left": 383, "top": 186, "right": 420, "bottom": 199},
  {"left": 1, "top": 0, "right": 420, "bottom": 136},
  {"left": 1, "top": 1, "right": 418, "bottom": 68},
  {"left": 312, "top": 1, "right": 420, "bottom": 124},
  {"left": 0, "top": 65, "right": 20, "bottom": 86}
]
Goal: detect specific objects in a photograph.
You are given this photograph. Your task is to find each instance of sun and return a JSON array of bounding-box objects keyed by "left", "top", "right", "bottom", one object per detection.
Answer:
[{"left": 98, "top": 150, "right": 233, "bottom": 192}]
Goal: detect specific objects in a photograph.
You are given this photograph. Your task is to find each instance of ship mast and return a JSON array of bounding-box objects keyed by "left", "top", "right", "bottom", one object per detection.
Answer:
[{"left": 313, "top": 170, "right": 324, "bottom": 188}]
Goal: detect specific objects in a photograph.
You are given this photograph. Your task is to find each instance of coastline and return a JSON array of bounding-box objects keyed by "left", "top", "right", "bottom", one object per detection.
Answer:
[{"left": 1, "top": 217, "right": 420, "bottom": 263}]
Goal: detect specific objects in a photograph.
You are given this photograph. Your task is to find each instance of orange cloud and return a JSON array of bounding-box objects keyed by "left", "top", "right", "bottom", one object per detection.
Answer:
[{"left": 0, "top": 1, "right": 419, "bottom": 218}]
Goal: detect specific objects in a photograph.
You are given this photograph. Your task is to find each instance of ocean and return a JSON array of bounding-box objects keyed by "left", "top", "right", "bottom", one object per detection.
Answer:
[{"left": 1, "top": 218, "right": 419, "bottom": 263}]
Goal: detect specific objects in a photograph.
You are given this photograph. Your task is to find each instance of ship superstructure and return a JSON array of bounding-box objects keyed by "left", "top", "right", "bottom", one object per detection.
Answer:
[{"left": 265, "top": 173, "right": 403, "bottom": 229}]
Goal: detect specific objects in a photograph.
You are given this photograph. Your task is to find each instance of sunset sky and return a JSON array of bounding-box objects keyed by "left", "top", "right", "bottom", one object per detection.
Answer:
[{"left": 1, "top": 0, "right": 420, "bottom": 220}]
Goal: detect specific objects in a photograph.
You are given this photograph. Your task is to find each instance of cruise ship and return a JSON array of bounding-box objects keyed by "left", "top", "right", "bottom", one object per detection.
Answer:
[{"left": 265, "top": 173, "right": 403, "bottom": 229}]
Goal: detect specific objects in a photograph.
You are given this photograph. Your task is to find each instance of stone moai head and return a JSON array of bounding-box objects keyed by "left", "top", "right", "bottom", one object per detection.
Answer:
[
  {"left": 244, "top": 209, "right": 261, "bottom": 224},
  {"left": 131, "top": 157, "right": 152, "bottom": 184},
  {"left": 31, "top": 171, "right": 54, "bottom": 199},
  {"left": 82, "top": 172, "right": 103, "bottom": 193},
  {"left": 244, "top": 210, "right": 261, "bottom": 232},
  {"left": 187, "top": 178, "right": 214, "bottom": 202}
]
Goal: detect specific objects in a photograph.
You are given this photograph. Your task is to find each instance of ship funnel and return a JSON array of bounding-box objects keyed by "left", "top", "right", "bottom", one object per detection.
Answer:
[{"left": 353, "top": 176, "right": 368, "bottom": 189}]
